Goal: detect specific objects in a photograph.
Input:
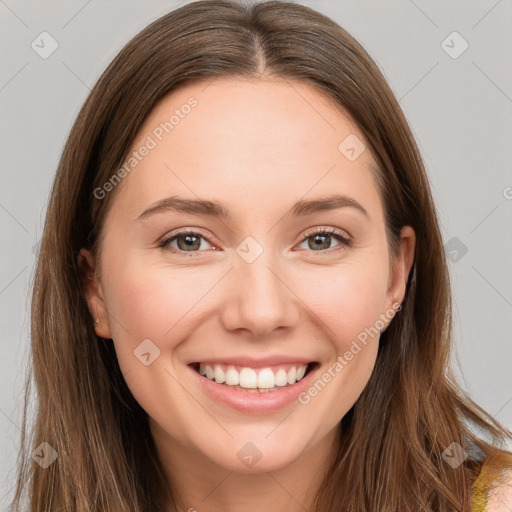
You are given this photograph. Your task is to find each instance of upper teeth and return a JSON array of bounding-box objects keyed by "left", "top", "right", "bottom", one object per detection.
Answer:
[{"left": 198, "top": 363, "right": 308, "bottom": 389}]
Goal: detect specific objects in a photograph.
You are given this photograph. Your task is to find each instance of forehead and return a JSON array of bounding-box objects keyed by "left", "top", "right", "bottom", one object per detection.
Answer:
[{"left": 106, "top": 77, "right": 383, "bottom": 224}]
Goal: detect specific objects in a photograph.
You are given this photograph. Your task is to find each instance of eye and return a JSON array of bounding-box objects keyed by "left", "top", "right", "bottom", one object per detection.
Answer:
[
  {"left": 296, "top": 227, "right": 352, "bottom": 253},
  {"left": 158, "top": 230, "right": 215, "bottom": 256},
  {"left": 158, "top": 227, "right": 352, "bottom": 257}
]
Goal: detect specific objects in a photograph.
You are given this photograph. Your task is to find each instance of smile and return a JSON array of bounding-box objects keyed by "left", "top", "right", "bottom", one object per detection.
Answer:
[
  {"left": 192, "top": 362, "right": 312, "bottom": 392},
  {"left": 188, "top": 360, "right": 319, "bottom": 413}
]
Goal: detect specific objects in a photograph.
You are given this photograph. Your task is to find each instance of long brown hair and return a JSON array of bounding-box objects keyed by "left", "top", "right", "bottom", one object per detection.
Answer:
[{"left": 10, "top": 1, "right": 512, "bottom": 510}]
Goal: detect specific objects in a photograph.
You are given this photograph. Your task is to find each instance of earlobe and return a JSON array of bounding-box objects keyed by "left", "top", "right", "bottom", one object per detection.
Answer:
[
  {"left": 399, "top": 225, "right": 416, "bottom": 289},
  {"left": 77, "top": 248, "right": 112, "bottom": 339},
  {"left": 386, "top": 225, "right": 416, "bottom": 310}
]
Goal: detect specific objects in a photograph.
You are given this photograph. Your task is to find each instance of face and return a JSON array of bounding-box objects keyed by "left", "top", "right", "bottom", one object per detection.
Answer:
[{"left": 79, "top": 77, "right": 414, "bottom": 475}]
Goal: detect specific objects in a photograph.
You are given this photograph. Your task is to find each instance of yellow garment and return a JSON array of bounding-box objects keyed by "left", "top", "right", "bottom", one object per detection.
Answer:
[{"left": 471, "top": 451, "right": 512, "bottom": 511}]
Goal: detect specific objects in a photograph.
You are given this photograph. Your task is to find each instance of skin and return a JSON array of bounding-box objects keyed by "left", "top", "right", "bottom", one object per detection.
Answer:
[{"left": 79, "top": 76, "right": 415, "bottom": 512}]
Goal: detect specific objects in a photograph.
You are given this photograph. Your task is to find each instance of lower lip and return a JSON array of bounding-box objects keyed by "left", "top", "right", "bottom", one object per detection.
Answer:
[{"left": 189, "top": 364, "right": 318, "bottom": 414}]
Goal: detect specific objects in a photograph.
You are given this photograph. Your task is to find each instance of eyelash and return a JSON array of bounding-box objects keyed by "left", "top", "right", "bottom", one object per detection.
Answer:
[{"left": 158, "top": 227, "right": 352, "bottom": 257}]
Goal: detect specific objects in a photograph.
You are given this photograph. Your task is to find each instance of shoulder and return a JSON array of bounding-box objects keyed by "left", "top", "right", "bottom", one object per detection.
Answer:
[
  {"left": 485, "top": 467, "right": 512, "bottom": 512},
  {"left": 472, "top": 451, "right": 512, "bottom": 512}
]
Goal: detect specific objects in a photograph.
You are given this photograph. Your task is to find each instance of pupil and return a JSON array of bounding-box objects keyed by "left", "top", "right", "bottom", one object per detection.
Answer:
[
  {"left": 311, "top": 234, "right": 329, "bottom": 250},
  {"left": 180, "top": 234, "right": 199, "bottom": 250}
]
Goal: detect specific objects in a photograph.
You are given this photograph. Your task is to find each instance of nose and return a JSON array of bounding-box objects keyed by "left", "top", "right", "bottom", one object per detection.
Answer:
[{"left": 219, "top": 247, "right": 301, "bottom": 339}]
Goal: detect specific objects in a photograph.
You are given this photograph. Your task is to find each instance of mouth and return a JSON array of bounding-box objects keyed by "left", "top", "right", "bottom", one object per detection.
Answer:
[{"left": 188, "top": 361, "right": 319, "bottom": 393}]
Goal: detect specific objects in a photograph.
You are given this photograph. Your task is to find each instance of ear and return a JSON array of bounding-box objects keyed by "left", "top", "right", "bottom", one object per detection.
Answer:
[
  {"left": 77, "top": 248, "right": 112, "bottom": 339},
  {"left": 384, "top": 225, "right": 416, "bottom": 315}
]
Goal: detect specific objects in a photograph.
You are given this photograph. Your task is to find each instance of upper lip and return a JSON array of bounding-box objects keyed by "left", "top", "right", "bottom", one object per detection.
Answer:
[{"left": 188, "top": 355, "right": 316, "bottom": 368}]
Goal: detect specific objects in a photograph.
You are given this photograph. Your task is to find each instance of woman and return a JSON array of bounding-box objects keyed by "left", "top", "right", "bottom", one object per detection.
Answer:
[{"left": 10, "top": 1, "right": 512, "bottom": 511}]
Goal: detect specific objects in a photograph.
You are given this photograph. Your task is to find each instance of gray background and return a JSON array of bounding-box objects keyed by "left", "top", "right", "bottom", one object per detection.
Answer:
[{"left": 1, "top": 0, "right": 511, "bottom": 507}]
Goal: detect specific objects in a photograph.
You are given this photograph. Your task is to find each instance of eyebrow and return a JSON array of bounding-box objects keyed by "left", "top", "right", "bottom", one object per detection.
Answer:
[{"left": 136, "top": 194, "right": 369, "bottom": 221}]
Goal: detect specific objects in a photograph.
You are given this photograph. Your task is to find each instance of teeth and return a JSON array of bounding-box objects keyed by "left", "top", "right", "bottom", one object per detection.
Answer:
[
  {"left": 286, "top": 366, "right": 296, "bottom": 385},
  {"left": 225, "top": 366, "right": 240, "bottom": 385},
  {"left": 275, "top": 368, "right": 288, "bottom": 387},
  {"left": 205, "top": 365, "right": 215, "bottom": 380},
  {"left": 196, "top": 363, "right": 309, "bottom": 389},
  {"left": 239, "top": 368, "right": 258, "bottom": 388},
  {"left": 214, "top": 364, "right": 225, "bottom": 384},
  {"left": 257, "top": 368, "right": 275, "bottom": 389},
  {"left": 296, "top": 365, "right": 306, "bottom": 380}
]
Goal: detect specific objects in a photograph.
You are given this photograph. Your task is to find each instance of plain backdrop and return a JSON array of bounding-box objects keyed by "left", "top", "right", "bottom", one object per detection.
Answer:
[{"left": 1, "top": 0, "right": 511, "bottom": 507}]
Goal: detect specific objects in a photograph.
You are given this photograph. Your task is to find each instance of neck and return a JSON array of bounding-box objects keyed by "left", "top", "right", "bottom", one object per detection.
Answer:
[{"left": 151, "top": 422, "right": 340, "bottom": 512}]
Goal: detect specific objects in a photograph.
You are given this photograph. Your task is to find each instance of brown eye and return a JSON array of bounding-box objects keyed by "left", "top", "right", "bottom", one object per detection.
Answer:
[
  {"left": 159, "top": 231, "right": 214, "bottom": 256},
  {"left": 298, "top": 228, "right": 351, "bottom": 253}
]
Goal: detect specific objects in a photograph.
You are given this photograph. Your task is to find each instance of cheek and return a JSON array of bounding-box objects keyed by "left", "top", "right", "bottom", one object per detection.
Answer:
[
  {"left": 294, "top": 258, "right": 389, "bottom": 347},
  {"left": 103, "top": 249, "right": 389, "bottom": 351},
  {"left": 293, "top": 262, "right": 387, "bottom": 424},
  {"left": 100, "top": 259, "right": 204, "bottom": 427},
  {"left": 101, "top": 257, "right": 199, "bottom": 353}
]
